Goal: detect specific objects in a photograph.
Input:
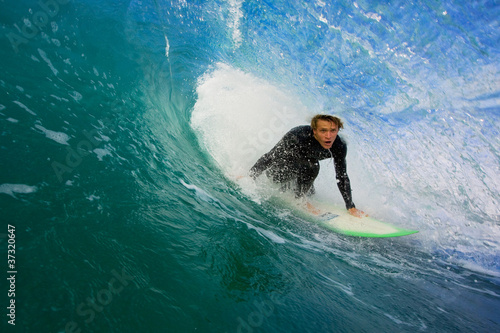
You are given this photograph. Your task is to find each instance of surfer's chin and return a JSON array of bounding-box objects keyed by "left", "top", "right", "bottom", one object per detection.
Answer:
[{"left": 322, "top": 142, "right": 333, "bottom": 149}]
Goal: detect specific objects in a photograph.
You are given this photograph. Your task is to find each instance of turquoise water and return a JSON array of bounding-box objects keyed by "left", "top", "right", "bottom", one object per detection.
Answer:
[{"left": 1, "top": 0, "right": 499, "bottom": 332}]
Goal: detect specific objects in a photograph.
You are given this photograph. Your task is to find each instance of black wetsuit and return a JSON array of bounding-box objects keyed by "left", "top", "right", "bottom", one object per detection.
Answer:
[{"left": 249, "top": 125, "right": 355, "bottom": 209}]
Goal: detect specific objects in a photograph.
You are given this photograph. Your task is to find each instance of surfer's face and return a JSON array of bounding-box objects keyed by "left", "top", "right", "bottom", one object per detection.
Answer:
[{"left": 313, "top": 120, "right": 338, "bottom": 149}]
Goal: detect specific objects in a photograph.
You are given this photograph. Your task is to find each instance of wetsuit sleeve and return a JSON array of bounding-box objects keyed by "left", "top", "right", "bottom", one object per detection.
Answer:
[
  {"left": 249, "top": 128, "right": 299, "bottom": 179},
  {"left": 249, "top": 151, "right": 274, "bottom": 179},
  {"left": 249, "top": 136, "right": 286, "bottom": 179},
  {"left": 334, "top": 144, "right": 356, "bottom": 210}
]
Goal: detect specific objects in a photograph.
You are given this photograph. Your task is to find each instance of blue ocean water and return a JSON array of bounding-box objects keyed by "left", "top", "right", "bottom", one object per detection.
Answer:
[{"left": 1, "top": 0, "right": 499, "bottom": 332}]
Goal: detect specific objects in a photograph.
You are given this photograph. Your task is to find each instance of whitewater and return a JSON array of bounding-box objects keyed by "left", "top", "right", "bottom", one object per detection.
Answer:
[{"left": 0, "top": 0, "right": 499, "bottom": 332}]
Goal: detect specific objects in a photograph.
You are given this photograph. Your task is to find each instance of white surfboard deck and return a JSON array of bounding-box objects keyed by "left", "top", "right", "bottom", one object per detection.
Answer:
[{"left": 301, "top": 200, "right": 418, "bottom": 238}]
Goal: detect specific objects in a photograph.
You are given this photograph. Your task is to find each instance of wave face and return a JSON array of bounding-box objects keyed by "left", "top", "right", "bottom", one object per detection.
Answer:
[{"left": 1, "top": 0, "right": 499, "bottom": 332}]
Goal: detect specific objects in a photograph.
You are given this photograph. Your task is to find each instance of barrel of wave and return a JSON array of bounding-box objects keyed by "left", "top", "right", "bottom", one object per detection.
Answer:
[{"left": 191, "top": 64, "right": 310, "bottom": 180}]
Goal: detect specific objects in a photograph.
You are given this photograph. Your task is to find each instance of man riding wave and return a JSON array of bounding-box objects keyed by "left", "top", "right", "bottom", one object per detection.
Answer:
[{"left": 249, "top": 114, "right": 366, "bottom": 217}]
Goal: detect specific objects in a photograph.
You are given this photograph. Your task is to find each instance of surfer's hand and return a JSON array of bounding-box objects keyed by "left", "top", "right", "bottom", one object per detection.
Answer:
[{"left": 348, "top": 208, "right": 368, "bottom": 218}]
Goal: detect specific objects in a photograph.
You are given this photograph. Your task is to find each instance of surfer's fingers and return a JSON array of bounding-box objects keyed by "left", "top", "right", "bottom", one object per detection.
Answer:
[
  {"left": 306, "top": 202, "right": 321, "bottom": 215},
  {"left": 349, "top": 208, "right": 368, "bottom": 218}
]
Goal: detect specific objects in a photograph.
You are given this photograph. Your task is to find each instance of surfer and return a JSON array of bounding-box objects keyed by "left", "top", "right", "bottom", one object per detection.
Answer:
[{"left": 249, "top": 114, "right": 367, "bottom": 217}]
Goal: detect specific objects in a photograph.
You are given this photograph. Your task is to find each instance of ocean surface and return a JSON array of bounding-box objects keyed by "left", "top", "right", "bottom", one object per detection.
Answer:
[{"left": 1, "top": 0, "right": 499, "bottom": 332}]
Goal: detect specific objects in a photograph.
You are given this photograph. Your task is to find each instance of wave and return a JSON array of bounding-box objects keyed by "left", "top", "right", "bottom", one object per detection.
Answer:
[
  {"left": 2, "top": 0, "right": 499, "bottom": 331},
  {"left": 190, "top": 62, "right": 500, "bottom": 273}
]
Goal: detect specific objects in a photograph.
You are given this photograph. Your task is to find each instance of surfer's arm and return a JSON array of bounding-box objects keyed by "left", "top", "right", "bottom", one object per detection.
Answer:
[
  {"left": 333, "top": 145, "right": 367, "bottom": 217},
  {"left": 333, "top": 146, "right": 356, "bottom": 210},
  {"left": 249, "top": 152, "right": 273, "bottom": 179},
  {"left": 249, "top": 130, "right": 297, "bottom": 179}
]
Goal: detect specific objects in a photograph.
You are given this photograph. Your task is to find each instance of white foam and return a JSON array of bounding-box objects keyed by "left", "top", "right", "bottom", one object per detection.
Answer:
[
  {"left": 34, "top": 124, "right": 71, "bottom": 145},
  {"left": 191, "top": 63, "right": 310, "bottom": 179},
  {"left": 227, "top": 0, "right": 244, "bottom": 47},
  {"left": 93, "top": 148, "right": 112, "bottom": 161},
  {"left": 37, "top": 48, "right": 59, "bottom": 76},
  {"left": 13, "top": 101, "right": 37, "bottom": 116},
  {"left": 245, "top": 222, "right": 286, "bottom": 244},
  {"left": 180, "top": 179, "right": 217, "bottom": 203},
  {"left": 164, "top": 35, "right": 170, "bottom": 57},
  {"left": 455, "top": 259, "right": 500, "bottom": 278},
  {"left": 87, "top": 194, "right": 100, "bottom": 201},
  {"left": 69, "top": 91, "right": 83, "bottom": 102},
  {"left": 0, "top": 184, "right": 37, "bottom": 198}
]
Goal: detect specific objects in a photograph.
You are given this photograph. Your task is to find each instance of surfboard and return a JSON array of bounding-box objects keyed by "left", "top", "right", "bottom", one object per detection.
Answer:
[
  {"left": 304, "top": 201, "right": 419, "bottom": 238},
  {"left": 236, "top": 176, "right": 418, "bottom": 238}
]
